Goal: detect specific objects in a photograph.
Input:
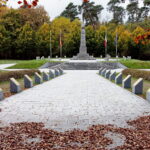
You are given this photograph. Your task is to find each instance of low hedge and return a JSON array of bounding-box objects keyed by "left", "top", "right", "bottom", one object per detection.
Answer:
[
  {"left": 0, "top": 70, "right": 40, "bottom": 82},
  {"left": 122, "top": 69, "right": 150, "bottom": 81}
]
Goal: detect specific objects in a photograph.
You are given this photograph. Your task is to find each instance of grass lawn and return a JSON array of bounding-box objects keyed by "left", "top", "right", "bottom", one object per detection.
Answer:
[
  {"left": 119, "top": 59, "right": 150, "bottom": 69},
  {"left": 6, "top": 60, "right": 63, "bottom": 69},
  {"left": 101, "top": 59, "right": 150, "bottom": 69}
]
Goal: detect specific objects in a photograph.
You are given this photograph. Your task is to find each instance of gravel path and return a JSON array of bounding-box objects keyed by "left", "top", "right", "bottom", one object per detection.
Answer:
[{"left": 0, "top": 70, "right": 150, "bottom": 132}]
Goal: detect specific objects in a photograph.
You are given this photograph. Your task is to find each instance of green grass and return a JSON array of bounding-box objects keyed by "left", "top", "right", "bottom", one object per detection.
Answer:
[
  {"left": 100, "top": 59, "right": 150, "bottom": 69},
  {"left": 6, "top": 60, "right": 63, "bottom": 69},
  {"left": 119, "top": 59, "right": 150, "bottom": 69}
]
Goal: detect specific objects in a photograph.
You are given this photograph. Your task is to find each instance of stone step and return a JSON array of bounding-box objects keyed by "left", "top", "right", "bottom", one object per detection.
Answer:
[{"left": 47, "top": 62, "right": 127, "bottom": 70}]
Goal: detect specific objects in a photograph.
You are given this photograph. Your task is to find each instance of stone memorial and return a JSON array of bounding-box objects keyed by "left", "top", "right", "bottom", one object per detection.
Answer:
[
  {"left": 132, "top": 78, "right": 143, "bottom": 94},
  {"left": 41, "top": 56, "right": 45, "bottom": 60},
  {"left": 24, "top": 75, "right": 33, "bottom": 88},
  {"left": 10, "top": 78, "right": 21, "bottom": 93},
  {"left": 100, "top": 68, "right": 105, "bottom": 75},
  {"left": 43, "top": 72, "right": 49, "bottom": 81},
  {"left": 123, "top": 75, "right": 131, "bottom": 89},
  {"left": 99, "top": 68, "right": 103, "bottom": 75},
  {"left": 49, "top": 70, "right": 55, "bottom": 78},
  {"left": 72, "top": 23, "right": 95, "bottom": 60},
  {"left": 146, "top": 88, "right": 150, "bottom": 101},
  {"left": 0, "top": 88, "right": 4, "bottom": 100},
  {"left": 54, "top": 69, "right": 60, "bottom": 76},
  {"left": 36, "top": 56, "right": 40, "bottom": 60},
  {"left": 115, "top": 73, "right": 122, "bottom": 84},
  {"left": 102, "top": 69, "right": 107, "bottom": 77},
  {"left": 105, "top": 70, "right": 111, "bottom": 79},
  {"left": 109, "top": 72, "right": 116, "bottom": 81},
  {"left": 58, "top": 68, "right": 63, "bottom": 75},
  {"left": 35, "top": 72, "right": 42, "bottom": 84}
]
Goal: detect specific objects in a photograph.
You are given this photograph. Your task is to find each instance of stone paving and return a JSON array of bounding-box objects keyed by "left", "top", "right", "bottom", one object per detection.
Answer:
[{"left": 0, "top": 70, "right": 150, "bottom": 132}]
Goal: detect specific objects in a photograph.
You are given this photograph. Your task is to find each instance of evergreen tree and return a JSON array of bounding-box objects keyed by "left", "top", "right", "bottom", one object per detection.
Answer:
[
  {"left": 107, "top": 0, "right": 125, "bottom": 24},
  {"left": 60, "top": 2, "right": 79, "bottom": 21},
  {"left": 79, "top": 1, "right": 103, "bottom": 27}
]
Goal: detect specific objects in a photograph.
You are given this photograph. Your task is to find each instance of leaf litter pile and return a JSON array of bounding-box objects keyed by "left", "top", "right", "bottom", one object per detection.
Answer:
[{"left": 0, "top": 115, "right": 150, "bottom": 149}]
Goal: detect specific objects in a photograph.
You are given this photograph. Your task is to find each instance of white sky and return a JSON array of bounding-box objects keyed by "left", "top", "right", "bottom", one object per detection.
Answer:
[{"left": 7, "top": 0, "right": 144, "bottom": 21}]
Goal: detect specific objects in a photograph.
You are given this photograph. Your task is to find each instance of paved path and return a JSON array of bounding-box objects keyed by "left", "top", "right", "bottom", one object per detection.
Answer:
[
  {"left": 0, "top": 64, "right": 16, "bottom": 70},
  {"left": 0, "top": 70, "right": 150, "bottom": 131}
]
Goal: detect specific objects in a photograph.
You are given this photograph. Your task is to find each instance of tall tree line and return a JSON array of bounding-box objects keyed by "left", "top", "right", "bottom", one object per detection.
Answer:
[{"left": 0, "top": 1, "right": 150, "bottom": 60}]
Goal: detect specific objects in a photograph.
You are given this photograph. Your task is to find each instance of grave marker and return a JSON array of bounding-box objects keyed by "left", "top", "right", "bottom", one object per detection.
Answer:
[
  {"left": 54, "top": 69, "right": 60, "bottom": 76},
  {"left": 35, "top": 72, "right": 42, "bottom": 84},
  {"left": 24, "top": 75, "right": 33, "bottom": 88},
  {"left": 105, "top": 70, "right": 111, "bottom": 79},
  {"left": 101, "top": 69, "right": 107, "bottom": 77},
  {"left": 58, "top": 68, "right": 63, "bottom": 75},
  {"left": 10, "top": 78, "right": 21, "bottom": 93},
  {"left": 109, "top": 72, "right": 116, "bottom": 81},
  {"left": 49, "top": 70, "right": 55, "bottom": 78},
  {"left": 99, "top": 68, "right": 103, "bottom": 75},
  {"left": 146, "top": 89, "right": 150, "bottom": 101},
  {"left": 0, "top": 88, "right": 4, "bottom": 100},
  {"left": 43, "top": 72, "right": 49, "bottom": 81},
  {"left": 123, "top": 75, "right": 131, "bottom": 89},
  {"left": 132, "top": 78, "right": 143, "bottom": 94},
  {"left": 115, "top": 73, "right": 122, "bottom": 84}
]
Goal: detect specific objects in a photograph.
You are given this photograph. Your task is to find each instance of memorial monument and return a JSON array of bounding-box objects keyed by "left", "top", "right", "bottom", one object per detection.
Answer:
[{"left": 72, "top": 2, "right": 95, "bottom": 60}]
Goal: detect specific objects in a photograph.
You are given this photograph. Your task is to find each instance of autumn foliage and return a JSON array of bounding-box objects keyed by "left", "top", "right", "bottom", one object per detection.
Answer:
[{"left": 134, "top": 29, "right": 150, "bottom": 45}]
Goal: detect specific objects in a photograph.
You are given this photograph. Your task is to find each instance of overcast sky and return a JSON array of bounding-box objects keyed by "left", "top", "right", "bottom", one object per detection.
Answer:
[{"left": 7, "top": 0, "right": 144, "bottom": 21}]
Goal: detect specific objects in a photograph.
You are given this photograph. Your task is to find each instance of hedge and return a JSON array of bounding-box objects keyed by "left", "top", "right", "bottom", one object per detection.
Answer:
[
  {"left": 122, "top": 69, "right": 150, "bottom": 81},
  {"left": 0, "top": 70, "right": 40, "bottom": 82}
]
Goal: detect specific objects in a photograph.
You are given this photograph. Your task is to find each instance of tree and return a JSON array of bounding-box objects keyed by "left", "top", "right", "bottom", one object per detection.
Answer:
[
  {"left": 107, "top": 0, "right": 125, "bottom": 24},
  {"left": 36, "top": 23, "right": 50, "bottom": 56},
  {"left": 60, "top": 2, "right": 79, "bottom": 21},
  {"left": 79, "top": 1, "right": 103, "bottom": 27},
  {"left": 19, "top": 6, "right": 50, "bottom": 30},
  {"left": 16, "top": 23, "right": 36, "bottom": 59},
  {"left": 0, "top": 9, "right": 24, "bottom": 58},
  {"left": 126, "top": 1, "right": 140, "bottom": 23},
  {"left": 0, "top": 5, "right": 9, "bottom": 18},
  {"left": 0, "top": 25, "right": 11, "bottom": 59}
]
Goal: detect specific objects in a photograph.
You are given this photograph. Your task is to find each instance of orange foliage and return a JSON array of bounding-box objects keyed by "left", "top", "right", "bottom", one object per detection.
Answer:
[{"left": 134, "top": 29, "right": 150, "bottom": 45}]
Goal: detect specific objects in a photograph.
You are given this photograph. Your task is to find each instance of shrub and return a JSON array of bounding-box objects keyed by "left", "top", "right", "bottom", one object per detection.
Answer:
[
  {"left": 122, "top": 69, "right": 150, "bottom": 81},
  {"left": 0, "top": 70, "right": 40, "bottom": 82}
]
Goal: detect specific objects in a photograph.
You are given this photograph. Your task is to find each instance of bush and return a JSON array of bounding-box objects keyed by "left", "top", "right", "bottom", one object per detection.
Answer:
[
  {"left": 0, "top": 70, "right": 40, "bottom": 82},
  {"left": 122, "top": 69, "right": 150, "bottom": 81}
]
